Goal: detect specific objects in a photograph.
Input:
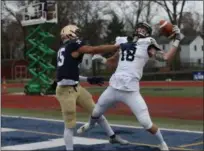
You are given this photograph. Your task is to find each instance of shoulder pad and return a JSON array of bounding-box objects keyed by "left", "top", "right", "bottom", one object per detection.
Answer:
[
  {"left": 149, "top": 37, "right": 161, "bottom": 51},
  {"left": 72, "top": 39, "right": 84, "bottom": 45},
  {"left": 66, "top": 39, "right": 85, "bottom": 52},
  {"left": 115, "top": 36, "right": 128, "bottom": 45}
]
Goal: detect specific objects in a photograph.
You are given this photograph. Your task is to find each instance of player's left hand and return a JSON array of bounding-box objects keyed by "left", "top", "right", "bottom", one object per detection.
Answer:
[
  {"left": 87, "top": 76, "right": 105, "bottom": 86},
  {"left": 172, "top": 25, "right": 181, "bottom": 41}
]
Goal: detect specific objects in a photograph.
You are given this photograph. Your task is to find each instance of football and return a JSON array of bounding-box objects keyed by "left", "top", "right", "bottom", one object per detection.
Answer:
[{"left": 159, "top": 20, "right": 174, "bottom": 38}]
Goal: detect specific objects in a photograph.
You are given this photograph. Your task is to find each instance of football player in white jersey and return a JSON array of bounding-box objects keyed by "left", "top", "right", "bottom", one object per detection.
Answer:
[{"left": 77, "top": 22, "right": 182, "bottom": 151}]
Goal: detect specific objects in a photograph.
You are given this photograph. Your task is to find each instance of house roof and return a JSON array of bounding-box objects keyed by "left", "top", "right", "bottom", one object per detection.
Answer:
[
  {"left": 180, "top": 35, "right": 197, "bottom": 45},
  {"left": 152, "top": 36, "right": 170, "bottom": 44},
  {"left": 153, "top": 35, "right": 202, "bottom": 45}
]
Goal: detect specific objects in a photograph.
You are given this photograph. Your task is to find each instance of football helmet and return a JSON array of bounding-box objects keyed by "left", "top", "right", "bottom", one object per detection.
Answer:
[
  {"left": 134, "top": 22, "right": 152, "bottom": 38},
  {"left": 60, "top": 24, "right": 81, "bottom": 40}
]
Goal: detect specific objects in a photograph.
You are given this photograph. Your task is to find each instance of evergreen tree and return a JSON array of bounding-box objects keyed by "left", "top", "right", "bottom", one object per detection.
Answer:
[{"left": 105, "top": 12, "right": 126, "bottom": 44}]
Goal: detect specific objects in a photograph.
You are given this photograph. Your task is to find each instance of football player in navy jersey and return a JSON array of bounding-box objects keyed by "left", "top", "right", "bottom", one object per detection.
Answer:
[{"left": 56, "top": 25, "right": 128, "bottom": 151}]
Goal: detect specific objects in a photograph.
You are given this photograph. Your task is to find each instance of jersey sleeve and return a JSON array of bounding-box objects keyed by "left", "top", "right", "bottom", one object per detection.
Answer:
[{"left": 148, "top": 38, "right": 161, "bottom": 51}]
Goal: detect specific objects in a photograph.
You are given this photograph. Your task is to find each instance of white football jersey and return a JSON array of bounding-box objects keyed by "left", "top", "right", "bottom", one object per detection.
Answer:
[{"left": 110, "top": 36, "right": 159, "bottom": 91}]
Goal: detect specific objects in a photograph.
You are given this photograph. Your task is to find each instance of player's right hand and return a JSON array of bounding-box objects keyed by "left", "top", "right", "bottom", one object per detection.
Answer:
[{"left": 92, "top": 54, "right": 107, "bottom": 64}]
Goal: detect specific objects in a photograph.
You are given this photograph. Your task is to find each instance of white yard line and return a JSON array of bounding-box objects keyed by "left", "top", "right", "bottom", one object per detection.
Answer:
[
  {"left": 1, "top": 137, "right": 108, "bottom": 150},
  {"left": 1, "top": 115, "right": 203, "bottom": 134},
  {"left": 1, "top": 128, "right": 17, "bottom": 132}
]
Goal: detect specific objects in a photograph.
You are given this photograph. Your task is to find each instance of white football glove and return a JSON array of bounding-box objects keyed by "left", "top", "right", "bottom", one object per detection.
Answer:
[
  {"left": 92, "top": 54, "right": 107, "bottom": 64},
  {"left": 172, "top": 25, "right": 181, "bottom": 41},
  {"left": 172, "top": 25, "right": 180, "bottom": 34}
]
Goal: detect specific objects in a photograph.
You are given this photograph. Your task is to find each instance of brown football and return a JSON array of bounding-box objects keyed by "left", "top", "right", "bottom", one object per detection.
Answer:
[{"left": 159, "top": 20, "right": 174, "bottom": 38}]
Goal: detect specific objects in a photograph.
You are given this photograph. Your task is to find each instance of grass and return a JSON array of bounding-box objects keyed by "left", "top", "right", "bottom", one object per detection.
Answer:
[
  {"left": 3, "top": 84, "right": 203, "bottom": 132},
  {"left": 6, "top": 86, "right": 203, "bottom": 97},
  {"left": 7, "top": 88, "right": 25, "bottom": 93},
  {"left": 2, "top": 108, "right": 203, "bottom": 131}
]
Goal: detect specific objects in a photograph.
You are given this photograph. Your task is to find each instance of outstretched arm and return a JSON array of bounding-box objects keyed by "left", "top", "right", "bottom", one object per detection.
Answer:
[
  {"left": 149, "top": 25, "right": 181, "bottom": 62},
  {"left": 77, "top": 44, "right": 120, "bottom": 54}
]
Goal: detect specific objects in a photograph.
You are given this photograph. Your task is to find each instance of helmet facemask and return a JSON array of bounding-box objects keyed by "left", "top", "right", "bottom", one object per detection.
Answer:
[
  {"left": 134, "top": 23, "right": 152, "bottom": 38},
  {"left": 136, "top": 27, "right": 149, "bottom": 38}
]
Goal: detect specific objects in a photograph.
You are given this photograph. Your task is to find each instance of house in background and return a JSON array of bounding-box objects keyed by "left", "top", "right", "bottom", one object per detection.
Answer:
[
  {"left": 80, "top": 54, "right": 92, "bottom": 70},
  {"left": 180, "top": 35, "right": 203, "bottom": 64},
  {"left": 155, "top": 35, "right": 204, "bottom": 68},
  {"left": 80, "top": 54, "right": 107, "bottom": 71}
]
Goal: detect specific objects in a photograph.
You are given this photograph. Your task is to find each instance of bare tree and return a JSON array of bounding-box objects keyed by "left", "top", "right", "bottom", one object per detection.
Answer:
[
  {"left": 201, "top": 20, "right": 204, "bottom": 35},
  {"left": 116, "top": 1, "right": 144, "bottom": 31},
  {"left": 181, "top": 11, "right": 203, "bottom": 35},
  {"left": 142, "top": 1, "right": 159, "bottom": 24},
  {"left": 57, "top": 1, "right": 109, "bottom": 45},
  {"left": 1, "top": 1, "right": 35, "bottom": 28},
  {"left": 1, "top": 1, "right": 29, "bottom": 60},
  {"left": 154, "top": 0, "right": 186, "bottom": 27},
  {"left": 116, "top": 1, "right": 158, "bottom": 33},
  {"left": 1, "top": 20, "right": 24, "bottom": 59}
]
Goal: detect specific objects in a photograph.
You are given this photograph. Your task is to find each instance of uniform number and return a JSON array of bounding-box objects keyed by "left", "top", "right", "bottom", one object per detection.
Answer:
[
  {"left": 57, "top": 48, "right": 65, "bottom": 67},
  {"left": 121, "top": 48, "right": 136, "bottom": 61}
]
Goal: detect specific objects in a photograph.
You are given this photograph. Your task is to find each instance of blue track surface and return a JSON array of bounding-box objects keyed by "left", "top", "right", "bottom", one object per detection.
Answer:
[{"left": 1, "top": 116, "right": 203, "bottom": 151}]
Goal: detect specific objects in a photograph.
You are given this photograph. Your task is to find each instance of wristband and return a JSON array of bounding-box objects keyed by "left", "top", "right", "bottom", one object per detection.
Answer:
[
  {"left": 172, "top": 39, "right": 180, "bottom": 48},
  {"left": 79, "top": 76, "right": 88, "bottom": 81}
]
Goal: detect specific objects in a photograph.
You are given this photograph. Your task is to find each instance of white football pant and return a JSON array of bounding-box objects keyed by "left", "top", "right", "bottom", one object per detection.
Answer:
[{"left": 92, "top": 86, "right": 153, "bottom": 129}]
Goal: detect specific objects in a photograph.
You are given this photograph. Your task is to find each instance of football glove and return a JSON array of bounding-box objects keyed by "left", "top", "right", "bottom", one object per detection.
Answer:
[
  {"left": 172, "top": 25, "right": 181, "bottom": 47},
  {"left": 87, "top": 76, "right": 105, "bottom": 86},
  {"left": 172, "top": 25, "right": 181, "bottom": 41}
]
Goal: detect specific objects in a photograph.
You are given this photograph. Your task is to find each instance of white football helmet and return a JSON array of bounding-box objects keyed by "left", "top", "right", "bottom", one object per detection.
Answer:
[
  {"left": 60, "top": 24, "right": 81, "bottom": 40},
  {"left": 135, "top": 22, "right": 152, "bottom": 38}
]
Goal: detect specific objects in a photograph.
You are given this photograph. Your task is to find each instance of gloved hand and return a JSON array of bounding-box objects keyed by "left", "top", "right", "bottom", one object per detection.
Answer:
[
  {"left": 172, "top": 25, "right": 181, "bottom": 41},
  {"left": 87, "top": 76, "right": 105, "bottom": 86},
  {"left": 92, "top": 54, "right": 107, "bottom": 64}
]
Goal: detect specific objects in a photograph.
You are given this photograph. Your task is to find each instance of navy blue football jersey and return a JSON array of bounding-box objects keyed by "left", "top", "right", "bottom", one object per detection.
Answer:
[{"left": 56, "top": 39, "right": 85, "bottom": 82}]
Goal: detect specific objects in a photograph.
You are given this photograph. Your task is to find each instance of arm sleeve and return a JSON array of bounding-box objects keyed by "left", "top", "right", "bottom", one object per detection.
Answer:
[{"left": 79, "top": 75, "right": 88, "bottom": 81}]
